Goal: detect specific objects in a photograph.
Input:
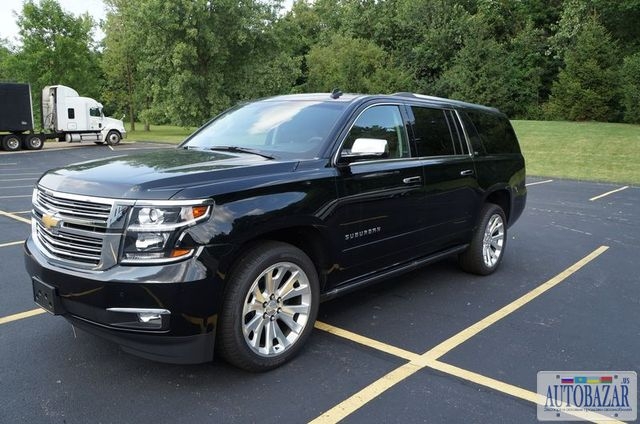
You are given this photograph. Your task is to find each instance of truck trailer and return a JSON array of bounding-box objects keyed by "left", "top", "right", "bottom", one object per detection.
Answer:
[{"left": 0, "top": 83, "right": 126, "bottom": 151}]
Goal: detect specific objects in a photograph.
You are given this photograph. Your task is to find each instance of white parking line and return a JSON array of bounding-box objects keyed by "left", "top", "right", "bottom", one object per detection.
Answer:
[
  {"left": 0, "top": 185, "right": 34, "bottom": 189},
  {"left": 525, "top": 179, "right": 553, "bottom": 187},
  {"left": 0, "top": 240, "right": 24, "bottom": 248},
  {"left": 589, "top": 186, "right": 629, "bottom": 201},
  {"left": 0, "top": 173, "right": 42, "bottom": 176},
  {"left": 0, "top": 178, "right": 38, "bottom": 182},
  {"left": 0, "top": 195, "right": 32, "bottom": 199}
]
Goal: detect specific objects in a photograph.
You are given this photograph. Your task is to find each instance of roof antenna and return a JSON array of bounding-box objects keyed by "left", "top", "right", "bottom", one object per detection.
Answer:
[{"left": 330, "top": 88, "right": 343, "bottom": 99}]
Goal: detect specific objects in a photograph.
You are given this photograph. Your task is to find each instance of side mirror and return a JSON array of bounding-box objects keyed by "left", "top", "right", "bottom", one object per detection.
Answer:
[{"left": 339, "top": 138, "right": 389, "bottom": 163}]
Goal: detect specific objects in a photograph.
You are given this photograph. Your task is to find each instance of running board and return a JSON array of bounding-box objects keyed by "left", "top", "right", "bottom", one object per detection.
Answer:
[{"left": 320, "top": 244, "right": 468, "bottom": 302}]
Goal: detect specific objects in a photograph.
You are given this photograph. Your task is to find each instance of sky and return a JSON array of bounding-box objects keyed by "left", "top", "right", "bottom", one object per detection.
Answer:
[{"left": 0, "top": 0, "right": 108, "bottom": 44}]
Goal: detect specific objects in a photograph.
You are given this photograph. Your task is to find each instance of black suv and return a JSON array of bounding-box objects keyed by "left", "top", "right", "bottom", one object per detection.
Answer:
[{"left": 24, "top": 92, "right": 526, "bottom": 371}]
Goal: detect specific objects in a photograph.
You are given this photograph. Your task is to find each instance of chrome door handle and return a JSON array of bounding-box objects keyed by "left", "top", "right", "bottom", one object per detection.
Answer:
[
  {"left": 460, "top": 169, "right": 474, "bottom": 176},
  {"left": 403, "top": 176, "right": 422, "bottom": 184}
]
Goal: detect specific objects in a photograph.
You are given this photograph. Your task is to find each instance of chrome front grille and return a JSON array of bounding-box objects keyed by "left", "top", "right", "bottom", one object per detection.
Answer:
[
  {"left": 37, "top": 189, "right": 112, "bottom": 228},
  {"left": 35, "top": 221, "right": 103, "bottom": 265},
  {"left": 32, "top": 187, "right": 120, "bottom": 269}
]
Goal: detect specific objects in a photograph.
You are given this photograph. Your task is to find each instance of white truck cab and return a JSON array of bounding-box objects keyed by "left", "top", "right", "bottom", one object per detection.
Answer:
[{"left": 42, "top": 85, "right": 126, "bottom": 145}]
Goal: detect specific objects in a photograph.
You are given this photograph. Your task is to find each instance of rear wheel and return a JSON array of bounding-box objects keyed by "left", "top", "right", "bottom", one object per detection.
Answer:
[
  {"left": 459, "top": 203, "right": 507, "bottom": 275},
  {"left": 105, "top": 130, "right": 121, "bottom": 146},
  {"left": 2, "top": 134, "right": 21, "bottom": 151},
  {"left": 24, "top": 134, "right": 44, "bottom": 150},
  {"left": 217, "top": 241, "right": 319, "bottom": 372}
]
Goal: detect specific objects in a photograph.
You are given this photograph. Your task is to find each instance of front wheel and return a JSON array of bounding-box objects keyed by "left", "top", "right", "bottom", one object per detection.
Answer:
[
  {"left": 217, "top": 241, "right": 319, "bottom": 372},
  {"left": 105, "top": 130, "right": 121, "bottom": 146},
  {"left": 459, "top": 203, "right": 507, "bottom": 275}
]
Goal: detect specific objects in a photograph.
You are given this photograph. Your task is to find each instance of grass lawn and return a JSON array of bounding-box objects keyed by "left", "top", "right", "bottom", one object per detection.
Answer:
[
  {"left": 125, "top": 120, "right": 639, "bottom": 185},
  {"left": 125, "top": 122, "right": 196, "bottom": 143},
  {"left": 512, "top": 120, "right": 640, "bottom": 185}
]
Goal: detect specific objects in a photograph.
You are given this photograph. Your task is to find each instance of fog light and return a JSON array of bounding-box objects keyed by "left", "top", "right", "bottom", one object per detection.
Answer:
[
  {"left": 138, "top": 312, "right": 162, "bottom": 324},
  {"left": 106, "top": 307, "right": 170, "bottom": 330}
]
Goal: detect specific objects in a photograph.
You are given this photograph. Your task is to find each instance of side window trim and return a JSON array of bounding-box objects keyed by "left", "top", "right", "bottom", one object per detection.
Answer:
[
  {"left": 455, "top": 110, "right": 483, "bottom": 156},
  {"left": 332, "top": 102, "right": 413, "bottom": 166},
  {"left": 446, "top": 110, "right": 471, "bottom": 156},
  {"left": 442, "top": 109, "right": 460, "bottom": 155}
]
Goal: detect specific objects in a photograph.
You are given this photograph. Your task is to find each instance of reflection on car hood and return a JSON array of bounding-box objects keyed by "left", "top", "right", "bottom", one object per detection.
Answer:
[{"left": 37, "top": 149, "right": 298, "bottom": 199}]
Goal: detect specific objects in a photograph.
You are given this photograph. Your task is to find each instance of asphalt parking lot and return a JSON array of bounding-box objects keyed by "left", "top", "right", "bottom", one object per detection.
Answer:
[{"left": 1, "top": 142, "right": 638, "bottom": 423}]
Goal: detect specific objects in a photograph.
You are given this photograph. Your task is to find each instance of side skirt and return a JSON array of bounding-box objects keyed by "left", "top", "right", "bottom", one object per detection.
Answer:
[{"left": 320, "top": 244, "right": 468, "bottom": 302}]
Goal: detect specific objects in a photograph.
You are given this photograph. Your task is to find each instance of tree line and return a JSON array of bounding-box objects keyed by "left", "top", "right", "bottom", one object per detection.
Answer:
[{"left": 1, "top": 0, "right": 639, "bottom": 130}]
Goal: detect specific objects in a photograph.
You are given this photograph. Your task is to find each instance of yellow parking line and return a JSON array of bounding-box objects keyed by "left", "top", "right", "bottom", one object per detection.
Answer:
[
  {"left": 0, "top": 210, "right": 31, "bottom": 224},
  {"left": 589, "top": 186, "right": 629, "bottom": 201},
  {"left": 310, "top": 362, "right": 422, "bottom": 424},
  {"left": 0, "top": 308, "right": 46, "bottom": 325},
  {"left": 312, "top": 246, "right": 609, "bottom": 423},
  {"left": 315, "top": 321, "right": 420, "bottom": 362},
  {"left": 427, "top": 360, "right": 623, "bottom": 424},
  {"left": 424, "top": 245, "right": 609, "bottom": 360},
  {"left": 0, "top": 240, "right": 24, "bottom": 248}
]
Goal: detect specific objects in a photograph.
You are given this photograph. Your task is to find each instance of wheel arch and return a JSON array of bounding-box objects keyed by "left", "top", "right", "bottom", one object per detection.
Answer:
[
  {"left": 221, "top": 225, "right": 331, "bottom": 292},
  {"left": 484, "top": 188, "right": 511, "bottom": 223}
]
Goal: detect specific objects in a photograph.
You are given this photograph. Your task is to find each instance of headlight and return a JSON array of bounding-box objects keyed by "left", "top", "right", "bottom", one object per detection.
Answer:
[{"left": 122, "top": 202, "right": 212, "bottom": 264}]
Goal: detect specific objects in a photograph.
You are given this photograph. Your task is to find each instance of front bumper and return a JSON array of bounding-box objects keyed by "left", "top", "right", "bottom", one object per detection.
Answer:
[{"left": 24, "top": 237, "right": 222, "bottom": 364}]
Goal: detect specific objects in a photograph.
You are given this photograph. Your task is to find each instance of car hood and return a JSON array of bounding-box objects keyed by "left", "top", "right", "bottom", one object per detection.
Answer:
[{"left": 37, "top": 149, "right": 299, "bottom": 200}]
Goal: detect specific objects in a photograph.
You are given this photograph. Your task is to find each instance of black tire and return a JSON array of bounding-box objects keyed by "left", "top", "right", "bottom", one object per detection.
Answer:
[
  {"left": 2, "top": 134, "right": 21, "bottom": 151},
  {"left": 217, "top": 241, "right": 319, "bottom": 372},
  {"left": 24, "top": 134, "right": 44, "bottom": 150},
  {"left": 105, "top": 130, "right": 121, "bottom": 146},
  {"left": 459, "top": 203, "right": 507, "bottom": 275}
]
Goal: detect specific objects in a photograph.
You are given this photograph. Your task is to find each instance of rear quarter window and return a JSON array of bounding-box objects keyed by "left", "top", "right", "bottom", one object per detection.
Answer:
[{"left": 465, "top": 110, "right": 520, "bottom": 154}]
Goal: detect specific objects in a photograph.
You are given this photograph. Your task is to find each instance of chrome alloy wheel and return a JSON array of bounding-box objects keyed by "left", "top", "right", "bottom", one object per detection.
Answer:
[
  {"left": 241, "top": 262, "right": 312, "bottom": 357},
  {"left": 482, "top": 214, "right": 504, "bottom": 268}
]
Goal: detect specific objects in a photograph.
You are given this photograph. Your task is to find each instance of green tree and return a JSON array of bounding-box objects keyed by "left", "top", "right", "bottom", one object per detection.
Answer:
[
  {"left": 305, "top": 34, "right": 411, "bottom": 93},
  {"left": 0, "top": 40, "right": 13, "bottom": 80},
  {"left": 103, "top": 0, "right": 297, "bottom": 127},
  {"left": 620, "top": 53, "right": 640, "bottom": 124},
  {"left": 546, "top": 17, "right": 620, "bottom": 121},
  {"left": 13, "top": 0, "right": 101, "bottom": 97},
  {"left": 388, "top": 0, "right": 473, "bottom": 93},
  {"left": 5, "top": 0, "right": 102, "bottom": 128},
  {"left": 436, "top": 16, "right": 545, "bottom": 118},
  {"left": 102, "top": 0, "right": 143, "bottom": 130}
]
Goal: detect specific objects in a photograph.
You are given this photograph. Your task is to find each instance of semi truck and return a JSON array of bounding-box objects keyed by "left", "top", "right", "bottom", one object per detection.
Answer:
[{"left": 0, "top": 83, "right": 126, "bottom": 151}]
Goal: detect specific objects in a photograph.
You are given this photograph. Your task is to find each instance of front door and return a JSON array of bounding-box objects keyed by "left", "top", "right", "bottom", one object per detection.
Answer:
[{"left": 332, "top": 104, "right": 426, "bottom": 284}]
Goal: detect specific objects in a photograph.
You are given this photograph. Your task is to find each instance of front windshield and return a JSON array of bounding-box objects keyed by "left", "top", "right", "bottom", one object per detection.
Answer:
[{"left": 184, "top": 100, "right": 347, "bottom": 159}]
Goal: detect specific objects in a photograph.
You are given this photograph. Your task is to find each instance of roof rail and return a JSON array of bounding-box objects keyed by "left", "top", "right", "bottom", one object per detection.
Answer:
[{"left": 390, "top": 92, "right": 501, "bottom": 113}]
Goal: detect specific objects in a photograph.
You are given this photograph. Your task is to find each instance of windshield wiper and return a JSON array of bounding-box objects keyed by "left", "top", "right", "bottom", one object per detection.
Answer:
[{"left": 207, "top": 146, "right": 275, "bottom": 160}]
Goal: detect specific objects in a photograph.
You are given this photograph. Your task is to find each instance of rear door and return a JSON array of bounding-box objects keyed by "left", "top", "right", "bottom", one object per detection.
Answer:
[{"left": 406, "top": 104, "right": 480, "bottom": 252}]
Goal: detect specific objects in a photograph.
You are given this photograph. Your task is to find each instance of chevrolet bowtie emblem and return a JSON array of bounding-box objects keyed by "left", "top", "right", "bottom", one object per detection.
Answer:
[{"left": 42, "top": 214, "right": 61, "bottom": 230}]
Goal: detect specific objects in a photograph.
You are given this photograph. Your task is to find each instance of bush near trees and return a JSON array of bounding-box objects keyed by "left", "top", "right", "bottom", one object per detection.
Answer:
[{"left": 1, "top": 0, "right": 639, "bottom": 126}]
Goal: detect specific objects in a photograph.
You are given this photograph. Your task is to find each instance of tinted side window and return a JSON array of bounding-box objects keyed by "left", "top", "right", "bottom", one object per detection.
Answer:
[
  {"left": 67, "top": 108, "right": 75, "bottom": 119},
  {"left": 89, "top": 107, "right": 101, "bottom": 117},
  {"left": 343, "top": 105, "right": 410, "bottom": 159},
  {"left": 466, "top": 111, "right": 520, "bottom": 154},
  {"left": 411, "top": 106, "right": 455, "bottom": 157}
]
